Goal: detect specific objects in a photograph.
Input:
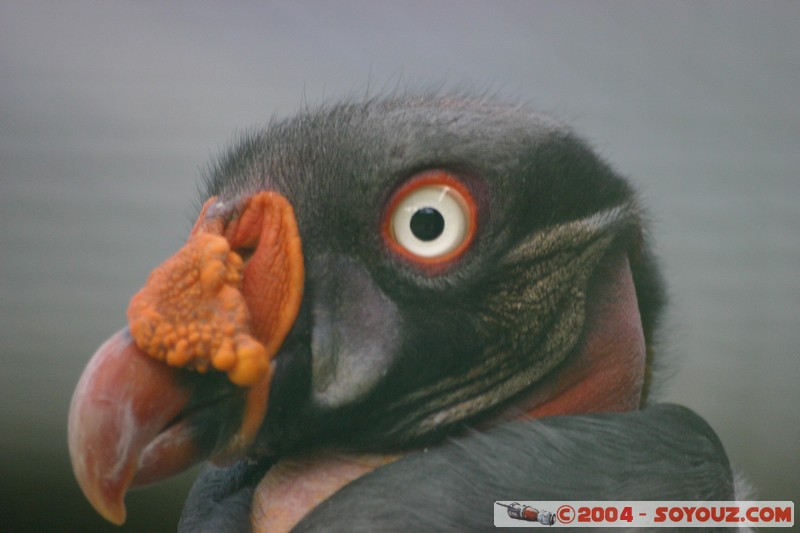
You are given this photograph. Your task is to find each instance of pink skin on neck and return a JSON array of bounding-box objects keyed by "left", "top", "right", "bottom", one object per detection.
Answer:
[{"left": 527, "top": 250, "right": 646, "bottom": 417}]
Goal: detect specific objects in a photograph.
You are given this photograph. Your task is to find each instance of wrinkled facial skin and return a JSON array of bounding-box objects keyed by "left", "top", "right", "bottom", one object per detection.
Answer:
[
  {"left": 69, "top": 95, "right": 667, "bottom": 528},
  {"left": 127, "top": 192, "right": 304, "bottom": 387}
]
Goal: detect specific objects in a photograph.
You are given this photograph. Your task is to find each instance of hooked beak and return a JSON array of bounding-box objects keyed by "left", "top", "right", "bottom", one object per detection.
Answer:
[
  {"left": 68, "top": 192, "right": 304, "bottom": 524},
  {"left": 68, "top": 328, "right": 270, "bottom": 524}
]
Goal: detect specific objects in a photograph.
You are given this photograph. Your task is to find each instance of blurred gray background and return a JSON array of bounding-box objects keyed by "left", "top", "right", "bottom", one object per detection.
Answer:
[{"left": 1, "top": 1, "right": 798, "bottom": 531}]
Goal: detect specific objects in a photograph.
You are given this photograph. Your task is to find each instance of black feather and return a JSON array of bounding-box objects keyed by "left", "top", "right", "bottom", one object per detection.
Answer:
[{"left": 295, "top": 405, "right": 735, "bottom": 533}]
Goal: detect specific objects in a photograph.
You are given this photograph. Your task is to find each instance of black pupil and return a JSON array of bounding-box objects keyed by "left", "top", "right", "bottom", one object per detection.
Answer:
[{"left": 410, "top": 207, "right": 445, "bottom": 241}]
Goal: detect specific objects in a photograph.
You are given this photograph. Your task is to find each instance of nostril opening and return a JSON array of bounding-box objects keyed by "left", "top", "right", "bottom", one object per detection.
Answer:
[{"left": 235, "top": 247, "right": 256, "bottom": 264}]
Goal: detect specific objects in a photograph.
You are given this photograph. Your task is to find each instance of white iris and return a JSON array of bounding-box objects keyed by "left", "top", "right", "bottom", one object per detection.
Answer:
[{"left": 391, "top": 185, "right": 469, "bottom": 258}]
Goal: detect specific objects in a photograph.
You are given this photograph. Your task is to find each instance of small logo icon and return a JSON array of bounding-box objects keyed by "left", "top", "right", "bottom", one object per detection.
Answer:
[
  {"left": 496, "top": 502, "right": 556, "bottom": 525},
  {"left": 556, "top": 504, "right": 575, "bottom": 524}
]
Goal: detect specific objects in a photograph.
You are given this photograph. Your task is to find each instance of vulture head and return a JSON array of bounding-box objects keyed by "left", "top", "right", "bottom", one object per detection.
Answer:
[{"left": 68, "top": 95, "right": 736, "bottom": 531}]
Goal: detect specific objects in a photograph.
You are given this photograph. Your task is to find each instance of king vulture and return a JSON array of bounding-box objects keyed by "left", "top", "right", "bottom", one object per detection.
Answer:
[{"left": 68, "top": 94, "right": 737, "bottom": 532}]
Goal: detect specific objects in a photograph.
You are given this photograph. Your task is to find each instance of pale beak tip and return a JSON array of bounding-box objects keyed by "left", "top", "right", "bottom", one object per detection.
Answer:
[{"left": 90, "top": 494, "right": 127, "bottom": 526}]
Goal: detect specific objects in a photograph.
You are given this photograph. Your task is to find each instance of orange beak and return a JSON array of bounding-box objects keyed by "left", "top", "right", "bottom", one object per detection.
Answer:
[{"left": 68, "top": 192, "right": 304, "bottom": 524}]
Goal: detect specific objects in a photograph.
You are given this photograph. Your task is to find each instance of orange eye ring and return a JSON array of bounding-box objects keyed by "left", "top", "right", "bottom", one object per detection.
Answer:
[{"left": 382, "top": 170, "right": 478, "bottom": 270}]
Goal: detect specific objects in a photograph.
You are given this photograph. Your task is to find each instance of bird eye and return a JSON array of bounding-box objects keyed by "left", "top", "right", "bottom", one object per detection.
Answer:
[{"left": 383, "top": 171, "right": 477, "bottom": 265}]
